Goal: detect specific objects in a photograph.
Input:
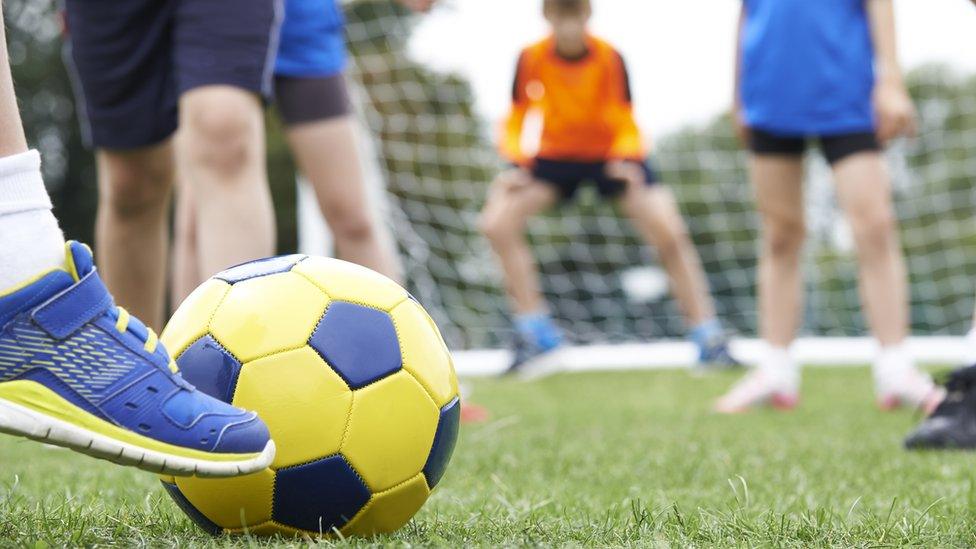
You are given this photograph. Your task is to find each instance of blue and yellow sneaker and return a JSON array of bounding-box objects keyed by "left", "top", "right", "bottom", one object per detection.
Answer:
[{"left": 0, "top": 242, "right": 275, "bottom": 477}]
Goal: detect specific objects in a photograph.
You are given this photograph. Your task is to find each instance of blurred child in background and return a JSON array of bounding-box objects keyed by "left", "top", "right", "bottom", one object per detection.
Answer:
[
  {"left": 479, "top": 0, "right": 739, "bottom": 373},
  {"left": 170, "top": 0, "right": 441, "bottom": 303},
  {"left": 717, "top": 0, "right": 942, "bottom": 413},
  {"left": 62, "top": 0, "right": 283, "bottom": 330}
]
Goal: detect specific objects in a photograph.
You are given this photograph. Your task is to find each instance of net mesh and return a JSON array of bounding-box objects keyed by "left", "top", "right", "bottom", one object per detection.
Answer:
[{"left": 343, "top": 1, "right": 976, "bottom": 350}]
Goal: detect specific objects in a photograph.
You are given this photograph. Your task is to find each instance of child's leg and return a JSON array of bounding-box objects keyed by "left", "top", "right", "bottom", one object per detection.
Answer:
[
  {"left": 715, "top": 153, "right": 805, "bottom": 413},
  {"left": 285, "top": 115, "right": 401, "bottom": 282},
  {"left": 275, "top": 75, "right": 400, "bottom": 280},
  {"left": 0, "top": 17, "right": 25, "bottom": 158},
  {"left": 752, "top": 155, "right": 807, "bottom": 347},
  {"left": 0, "top": 17, "right": 65, "bottom": 289},
  {"left": 619, "top": 184, "right": 715, "bottom": 328},
  {"left": 170, "top": 168, "right": 202, "bottom": 309},
  {"left": 0, "top": 9, "right": 273, "bottom": 475},
  {"left": 95, "top": 146, "right": 175, "bottom": 330},
  {"left": 831, "top": 147, "right": 939, "bottom": 410},
  {"left": 831, "top": 152, "right": 907, "bottom": 345},
  {"left": 478, "top": 170, "right": 559, "bottom": 316},
  {"left": 178, "top": 88, "right": 276, "bottom": 288}
]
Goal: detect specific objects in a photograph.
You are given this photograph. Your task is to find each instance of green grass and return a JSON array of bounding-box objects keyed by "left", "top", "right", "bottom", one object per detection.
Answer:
[{"left": 1, "top": 367, "right": 975, "bottom": 547}]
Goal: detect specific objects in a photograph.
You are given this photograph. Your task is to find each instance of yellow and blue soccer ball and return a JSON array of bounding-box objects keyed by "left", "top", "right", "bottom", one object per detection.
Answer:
[{"left": 158, "top": 255, "right": 460, "bottom": 537}]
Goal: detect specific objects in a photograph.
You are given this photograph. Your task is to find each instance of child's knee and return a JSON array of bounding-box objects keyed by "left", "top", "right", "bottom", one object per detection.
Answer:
[
  {"left": 852, "top": 209, "right": 897, "bottom": 252},
  {"left": 763, "top": 219, "right": 806, "bottom": 257},
  {"left": 478, "top": 207, "right": 520, "bottom": 245},
  {"left": 328, "top": 210, "right": 376, "bottom": 243},
  {"left": 478, "top": 211, "right": 506, "bottom": 242},
  {"left": 182, "top": 94, "right": 261, "bottom": 181},
  {"left": 102, "top": 155, "right": 173, "bottom": 220}
]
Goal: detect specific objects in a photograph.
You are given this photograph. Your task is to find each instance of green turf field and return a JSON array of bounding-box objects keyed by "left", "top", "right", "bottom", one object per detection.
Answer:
[{"left": 1, "top": 367, "right": 973, "bottom": 547}]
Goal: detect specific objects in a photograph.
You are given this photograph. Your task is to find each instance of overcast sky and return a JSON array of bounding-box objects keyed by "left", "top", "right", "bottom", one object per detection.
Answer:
[{"left": 408, "top": 0, "right": 976, "bottom": 136}]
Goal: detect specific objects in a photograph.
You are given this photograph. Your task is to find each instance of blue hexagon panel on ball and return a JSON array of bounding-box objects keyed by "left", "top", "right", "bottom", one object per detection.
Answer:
[
  {"left": 175, "top": 335, "right": 242, "bottom": 403},
  {"left": 309, "top": 301, "right": 402, "bottom": 389},
  {"left": 423, "top": 396, "right": 461, "bottom": 489},
  {"left": 273, "top": 455, "right": 372, "bottom": 532}
]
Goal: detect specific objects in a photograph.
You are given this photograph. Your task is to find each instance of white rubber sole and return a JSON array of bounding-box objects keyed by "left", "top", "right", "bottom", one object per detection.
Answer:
[{"left": 0, "top": 396, "right": 275, "bottom": 478}]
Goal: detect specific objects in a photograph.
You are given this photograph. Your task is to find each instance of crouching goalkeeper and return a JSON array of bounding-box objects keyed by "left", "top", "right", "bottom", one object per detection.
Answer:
[{"left": 478, "top": 0, "right": 738, "bottom": 373}]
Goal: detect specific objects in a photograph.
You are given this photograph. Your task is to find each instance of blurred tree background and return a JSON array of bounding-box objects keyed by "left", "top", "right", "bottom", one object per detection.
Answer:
[{"left": 6, "top": 0, "right": 975, "bottom": 346}]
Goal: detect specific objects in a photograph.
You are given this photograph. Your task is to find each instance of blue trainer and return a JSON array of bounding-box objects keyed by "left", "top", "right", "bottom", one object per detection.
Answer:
[
  {"left": 506, "top": 313, "right": 564, "bottom": 375},
  {"left": 690, "top": 319, "right": 741, "bottom": 371},
  {"left": 0, "top": 242, "right": 275, "bottom": 477}
]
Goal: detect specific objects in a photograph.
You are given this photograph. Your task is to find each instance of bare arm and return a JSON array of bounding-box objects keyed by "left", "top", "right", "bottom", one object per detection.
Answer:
[
  {"left": 866, "top": 0, "right": 917, "bottom": 144},
  {"left": 732, "top": 4, "right": 749, "bottom": 145}
]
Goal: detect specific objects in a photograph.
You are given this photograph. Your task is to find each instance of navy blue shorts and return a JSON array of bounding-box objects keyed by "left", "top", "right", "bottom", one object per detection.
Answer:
[
  {"left": 63, "top": 0, "right": 283, "bottom": 149},
  {"left": 531, "top": 158, "right": 660, "bottom": 200}
]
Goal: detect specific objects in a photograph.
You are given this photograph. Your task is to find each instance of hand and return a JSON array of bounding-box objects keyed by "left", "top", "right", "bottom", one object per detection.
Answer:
[
  {"left": 873, "top": 78, "right": 918, "bottom": 145},
  {"left": 395, "top": 0, "right": 438, "bottom": 13}
]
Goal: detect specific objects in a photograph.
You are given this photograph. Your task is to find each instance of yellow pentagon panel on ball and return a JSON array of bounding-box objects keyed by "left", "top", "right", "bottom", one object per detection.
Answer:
[
  {"left": 160, "top": 278, "right": 231, "bottom": 358},
  {"left": 341, "top": 371, "right": 439, "bottom": 492},
  {"left": 391, "top": 298, "right": 460, "bottom": 407},
  {"left": 234, "top": 347, "right": 353, "bottom": 468},
  {"left": 292, "top": 256, "right": 408, "bottom": 312},
  {"left": 341, "top": 473, "right": 432, "bottom": 537},
  {"left": 209, "top": 271, "right": 329, "bottom": 363},
  {"left": 173, "top": 468, "right": 276, "bottom": 530}
]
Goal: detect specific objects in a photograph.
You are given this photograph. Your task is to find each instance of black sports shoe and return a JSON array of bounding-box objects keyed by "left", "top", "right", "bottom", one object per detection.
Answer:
[{"left": 904, "top": 364, "right": 976, "bottom": 450}]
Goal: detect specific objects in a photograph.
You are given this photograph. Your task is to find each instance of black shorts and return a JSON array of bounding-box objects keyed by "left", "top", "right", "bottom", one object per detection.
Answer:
[
  {"left": 274, "top": 73, "right": 352, "bottom": 127},
  {"left": 748, "top": 128, "right": 880, "bottom": 165},
  {"left": 531, "top": 158, "right": 660, "bottom": 201},
  {"left": 63, "top": 0, "right": 283, "bottom": 149}
]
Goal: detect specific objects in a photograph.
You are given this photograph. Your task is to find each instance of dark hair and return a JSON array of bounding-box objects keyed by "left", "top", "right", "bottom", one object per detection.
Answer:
[{"left": 543, "top": 0, "right": 590, "bottom": 14}]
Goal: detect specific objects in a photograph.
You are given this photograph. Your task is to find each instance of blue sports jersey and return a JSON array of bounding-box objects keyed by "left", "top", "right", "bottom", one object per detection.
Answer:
[
  {"left": 740, "top": 0, "right": 876, "bottom": 136},
  {"left": 276, "top": 0, "right": 347, "bottom": 78}
]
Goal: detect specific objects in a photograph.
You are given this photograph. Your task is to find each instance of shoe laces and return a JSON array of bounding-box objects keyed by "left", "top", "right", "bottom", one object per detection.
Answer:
[{"left": 107, "top": 306, "right": 160, "bottom": 355}]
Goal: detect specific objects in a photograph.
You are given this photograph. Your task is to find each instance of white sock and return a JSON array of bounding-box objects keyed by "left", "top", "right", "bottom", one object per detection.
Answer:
[
  {"left": 757, "top": 343, "right": 800, "bottom": 391},
  {"left": 873, "top": 342, "right": 915, "bottom": 385},
  {"left": 0, "top": 150, "right": 65, "bottom": 291}
]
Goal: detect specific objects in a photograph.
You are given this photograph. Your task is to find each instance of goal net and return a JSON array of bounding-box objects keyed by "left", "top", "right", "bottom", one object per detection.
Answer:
[{"left": 305, "top": 1, "right": 976, "bottom": 370}]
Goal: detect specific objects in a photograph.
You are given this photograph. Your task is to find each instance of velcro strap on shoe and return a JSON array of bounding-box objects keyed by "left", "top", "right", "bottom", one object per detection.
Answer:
[{"left": 32, "top": 269, "right": 113, "bottom": 339}]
